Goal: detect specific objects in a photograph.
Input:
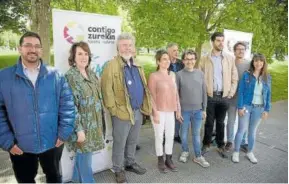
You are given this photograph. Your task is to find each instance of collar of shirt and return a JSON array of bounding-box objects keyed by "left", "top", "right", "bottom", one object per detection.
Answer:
[
  {"left": 22, "top": 61, "right": 41, "bottom": 73},
  {"left": 210, "top": 50, "right": 224, "bottom": 59},
  {"left": 121, "top": 57, "right": 137, "bottom": 67}
]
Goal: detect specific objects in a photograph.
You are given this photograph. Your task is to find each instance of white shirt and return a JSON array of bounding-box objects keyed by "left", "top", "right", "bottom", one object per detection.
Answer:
[{"left": 22, "top": 62, "right": 41, "bottom": 87}]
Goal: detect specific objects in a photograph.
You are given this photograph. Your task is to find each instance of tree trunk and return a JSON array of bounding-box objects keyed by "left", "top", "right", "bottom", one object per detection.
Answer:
[
  {"left": 195, "top": 40, "right": 203, "bottom": 69},
  {"left": 31, "top": 0, "right": 51, "bottom": 65}
]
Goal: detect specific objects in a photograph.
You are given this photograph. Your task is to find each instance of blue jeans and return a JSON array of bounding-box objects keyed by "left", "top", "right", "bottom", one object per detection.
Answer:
[
  {"left": 72, "top": 152, "right": 95, "bottom": 183},
  {"left": 234, "top": 105, "right": 263, "bottom": 153},
  {"left": 227, "top": 100, "right": 247, "bottom": 144},
  {"left": 181, "top": 110, "right": 203, "bottom": 157}
]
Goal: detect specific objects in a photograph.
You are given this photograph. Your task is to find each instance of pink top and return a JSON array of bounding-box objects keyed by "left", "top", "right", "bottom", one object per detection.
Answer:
[{"left": 148, "top": 71, "right": 181, "bottom": 117}]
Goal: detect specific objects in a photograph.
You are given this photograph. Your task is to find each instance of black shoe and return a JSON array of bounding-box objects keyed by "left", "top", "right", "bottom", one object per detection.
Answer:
[
  {"left": 115, "top": 170, "right": 127, "bottom": 183},
  {"left": 217, "top": 147, "right": 229, "bottom": 158},
  {"left": 125, "top": 163, "right": 147, "bottom": 175},
  {"left": 136, "top": 145, "right": 141, "bottom": 151},
  {"left": 240, "top": 144, "right": 248, "bottom": 153},
  {"left": 142, "top": 115, "right": 149, "bottom": 125},
  {"left": 225, "top": 142, "right": 233, "bottom": 152},
  {"left": 212, "top": 131, "right": 216, "bottom": 136},
  {"left": 174, "top": 136, "right": 182, "bottom": 144}
]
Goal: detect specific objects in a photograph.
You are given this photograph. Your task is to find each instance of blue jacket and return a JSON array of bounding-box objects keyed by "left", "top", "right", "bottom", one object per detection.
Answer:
[
  {"left": 0, "top": 59, "right": 76, "bottom": 153},
  {"left": 237, "top": 71, "right": 271, "bottom": 112},
  {"left": 169, "top": 59, "right": 184, "bottom": 72}
]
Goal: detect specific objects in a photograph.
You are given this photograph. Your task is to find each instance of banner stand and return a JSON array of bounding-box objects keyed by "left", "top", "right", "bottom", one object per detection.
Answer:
[{"left": 52, "top": 9, "right": 121, "bottom": 182}]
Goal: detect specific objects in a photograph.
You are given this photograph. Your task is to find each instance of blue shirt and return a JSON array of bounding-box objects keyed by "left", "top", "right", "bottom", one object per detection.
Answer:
[
  {"left": 169, "top": 59, "right": 184, "bottom": 72},
  {"left": 123, "top": 58, "right": 144, "bottom": 110},
  {"left": 252, "top": 80, "right": 263, "bottom": 105},
  {"left": 171, "top": 63, "right": 177, "bottom": 72},
  {"left": 211, "top": 54, "right": 223, "bottom": 91}
]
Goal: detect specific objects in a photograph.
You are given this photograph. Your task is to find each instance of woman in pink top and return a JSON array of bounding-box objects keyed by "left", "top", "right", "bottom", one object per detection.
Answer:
[{"left": 148, "top": 50, "right": 182, "bottom": 173}]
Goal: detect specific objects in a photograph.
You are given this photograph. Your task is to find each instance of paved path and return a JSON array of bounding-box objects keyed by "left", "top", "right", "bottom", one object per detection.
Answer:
[{"left": 0, "top": 101, "right": 287, "bottom": 183}]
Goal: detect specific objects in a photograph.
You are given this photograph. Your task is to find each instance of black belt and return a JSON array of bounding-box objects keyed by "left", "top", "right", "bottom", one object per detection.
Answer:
[
  {"left": 213, "top": 91, "right": 223, "bottom": 96},
  {"left": 252, "top": 104, "right": 264, "bottom": 107}
]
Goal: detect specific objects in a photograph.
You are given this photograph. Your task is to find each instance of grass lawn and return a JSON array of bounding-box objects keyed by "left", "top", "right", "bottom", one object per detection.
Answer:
[
  {"left": 268, "top": 61, "right": 288, "bottom": 102},
  {"left": 0, "top": 54, "right": 287, "bottom": 102}
]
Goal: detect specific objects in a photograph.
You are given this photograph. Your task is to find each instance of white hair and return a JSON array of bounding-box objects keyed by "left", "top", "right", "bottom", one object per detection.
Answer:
[{"left": 116, "top": 32, "right": 135, "bottom": 47}]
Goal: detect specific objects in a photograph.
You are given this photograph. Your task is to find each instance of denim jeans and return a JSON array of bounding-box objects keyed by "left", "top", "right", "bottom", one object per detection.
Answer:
[
  {"left": 227, "top": 99, "right": 247, "bottom": 144},
  {"left": 234, "top": 105, "right": 263, "bottom": 153},
  {"left": 181, "top": 110, "right": 203, "bottom": 157},
  {"left": 72, "top": 152, "right": 95, "bottom": 183}
]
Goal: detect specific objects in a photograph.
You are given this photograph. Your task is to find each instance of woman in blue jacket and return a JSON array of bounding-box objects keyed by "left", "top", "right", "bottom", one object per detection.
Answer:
[{"left": 232, "top": 53, "right": 271, "bottom": 164}]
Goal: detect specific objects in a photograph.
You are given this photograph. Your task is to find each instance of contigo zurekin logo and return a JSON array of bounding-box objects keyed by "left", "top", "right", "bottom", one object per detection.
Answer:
[{"left": 63, "top": 22, "right": 85, "bottom": 44}]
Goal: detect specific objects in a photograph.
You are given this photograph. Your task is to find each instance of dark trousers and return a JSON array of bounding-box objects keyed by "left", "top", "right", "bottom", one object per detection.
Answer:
[
  {"left": 57, "top": 144, "right": 64, "bottom": 181},
  {"left": 203, "top": 95, "right": 229, "bottom": 148},
  {"left": 9, "top": 147, "right": 63, "bottom": 183}
]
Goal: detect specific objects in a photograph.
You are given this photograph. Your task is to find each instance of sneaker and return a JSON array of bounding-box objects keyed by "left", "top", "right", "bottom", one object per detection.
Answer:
[
  {"left": 240, "top": 144, "right": 248, "bottom": 153},
  {"left": 174, "top": 136, "right": 182, "bottom": 144},
  {"left": 201, "top": 145, "right": 210, "bottom": 155},
  {"left": 217, "top": 147, "right": 229, "bottom": 158},
  {"left": 179, "top": 152, "right": 189, "bottom": 163},
  {"left": 193, "top": 156, "right": 210, "bottom": 168},
  {"left": 225, "top": 142, "right": 233, "bottom": 152},
  {"left": 246, "top": 152, "right": 258, "bottom": 164},
  {"left": 115, "top": 170, "right": 126, "bottom": 183},
  {"left": 231, "top": 152, "right": 239, "bottom": 163}
]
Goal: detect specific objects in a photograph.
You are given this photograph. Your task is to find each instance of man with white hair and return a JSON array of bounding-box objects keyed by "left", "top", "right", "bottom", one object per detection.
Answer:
[{"left": 101, "top": 33, "right": 152, "bottom": 183}]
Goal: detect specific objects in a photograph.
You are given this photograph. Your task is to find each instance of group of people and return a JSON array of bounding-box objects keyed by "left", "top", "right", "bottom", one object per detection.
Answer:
[{"left": 0, "top": 31, "right": 271, "bottom": 183}]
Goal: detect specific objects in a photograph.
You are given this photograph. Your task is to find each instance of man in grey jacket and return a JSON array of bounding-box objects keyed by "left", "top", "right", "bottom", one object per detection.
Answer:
[{"left": 225, "top": 42, "right": 250, "bottom": 152}]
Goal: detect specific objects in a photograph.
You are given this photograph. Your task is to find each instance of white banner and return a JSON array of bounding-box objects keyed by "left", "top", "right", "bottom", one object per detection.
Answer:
[
  {"left": 224, "top": 29, "right": 253, "bottom": 60},
  {"left": 52, "top": 9, "right": 122, "bottom": 182}
]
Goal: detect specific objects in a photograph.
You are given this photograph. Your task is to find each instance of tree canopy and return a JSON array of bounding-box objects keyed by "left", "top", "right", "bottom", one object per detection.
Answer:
[
  {"left": 0, "top": 0, "right": 287, "bottom": 63},
  {"left": 121, "top": 0, "right": 288, "bottom": 62}
]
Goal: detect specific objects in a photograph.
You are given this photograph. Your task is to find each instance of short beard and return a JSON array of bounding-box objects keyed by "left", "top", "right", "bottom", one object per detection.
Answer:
[
  {"left": 25, "top": 57, "right": 39, "bottom": 63},
  {"left": 214, "top": 47, "right": 223, "bottom": 52},
  {"left": 121, "top": 55, "right": 132, "bottom": 61}
]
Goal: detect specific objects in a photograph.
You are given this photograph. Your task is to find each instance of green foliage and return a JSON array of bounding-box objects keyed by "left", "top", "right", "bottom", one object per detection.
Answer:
[
  {"left": 0, "top": 55, "right": 18, "bottom": 69},
  {"left": 0, "top": 0, "right": 30, "bottom": 33},
  {"left": 220, "top": 0, "right": 288, "bottom": 63},
  {"left": 0, "top": 31, "right": 21, "bottom": 48},
  {"left": 51, "top": 0, "right": 119, "bottom": 15},
  {"left": 121, "top": 0, "right": 288, "bottom": 61}
]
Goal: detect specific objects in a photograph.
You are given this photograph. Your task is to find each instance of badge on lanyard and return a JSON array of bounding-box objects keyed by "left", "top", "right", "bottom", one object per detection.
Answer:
[{"left": 128, "top": 80, "right": 132, "bottom": 85}]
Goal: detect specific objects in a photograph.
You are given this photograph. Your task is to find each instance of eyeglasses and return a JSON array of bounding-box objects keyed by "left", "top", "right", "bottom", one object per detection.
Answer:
[
  {"left": 236, "top": 48, "right": 245, "bottom": 51},
  {"left": 184, "top": 58, "right": 196, "bottom": 62},
  {"left": 22, "top": 44, "right": 42, "bottom": 50}
]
